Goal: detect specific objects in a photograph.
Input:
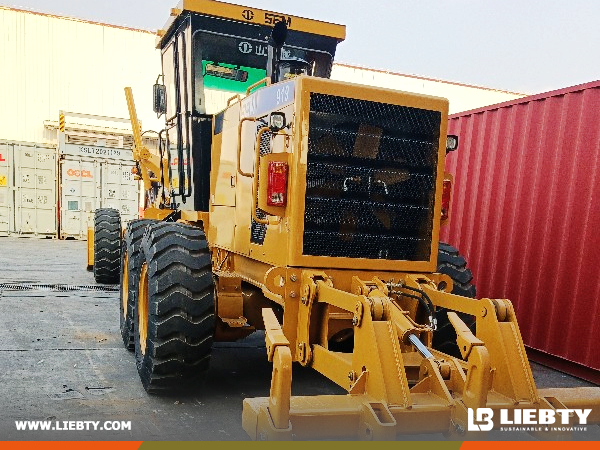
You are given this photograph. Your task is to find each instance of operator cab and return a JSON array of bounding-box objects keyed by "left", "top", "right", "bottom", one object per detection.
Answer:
[{"left": 153, "top": 0, "right": 346, "bottom": 212}]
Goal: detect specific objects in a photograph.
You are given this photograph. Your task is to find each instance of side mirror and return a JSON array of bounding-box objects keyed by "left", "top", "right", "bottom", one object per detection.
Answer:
[
  {"left": 268, "top": 21, "right": 288, "bottom": 84},
  {"left": 271, "top": 20, "right": 288, "bottom": 49},
  {"left": 153, "top": 82, "right": 167, "bottom": 116}
]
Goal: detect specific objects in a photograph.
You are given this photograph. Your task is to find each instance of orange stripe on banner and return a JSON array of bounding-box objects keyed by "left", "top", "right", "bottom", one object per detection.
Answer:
[
  {"left": 0, "top": 442, "right": 143, "bottom": 450},
  {"left": 461, "top": 442, "right": 600, "bottom": 450}
]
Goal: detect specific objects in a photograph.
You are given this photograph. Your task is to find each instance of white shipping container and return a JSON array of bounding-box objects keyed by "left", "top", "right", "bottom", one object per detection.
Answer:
[
  {"left": 59, "top": 151, "right": 138, "bottom": 239},
  {"left": 59, "top": 156, "right": 99, "bottom": 238},
  {"left": 0, "top": 142, "right": 13, "bottom": 235},
  {"left": 12, "top": 142, "right": 57, "bottom": 236},
  {"left": 100, "top": 161, "right": 138, "bottom": 219}
]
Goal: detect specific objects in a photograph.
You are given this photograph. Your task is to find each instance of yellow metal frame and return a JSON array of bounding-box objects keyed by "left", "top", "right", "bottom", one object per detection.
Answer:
[
  {"left": 117, "top": 20, "right": 600, "bottom": 437},
  {"left": 122, "top": 251, "right": 129, "bottom": 320},
  {"left": 242, "top": 271, "right": 600, "bottom": 440},
  {"left": 125, "top": 87, "right": 171, "bottom": 197},
  {"left": 138, "top": 262, "right": 149, "bottom": 356},
  {"left": 204, "top": 75, "right": 600, "bottom": 440},
  {"left": 157, "top": 0, "right": 346, "bottom": 48},
  {"left": 86, "top": 227, "right": 94, "bottom": 269}
]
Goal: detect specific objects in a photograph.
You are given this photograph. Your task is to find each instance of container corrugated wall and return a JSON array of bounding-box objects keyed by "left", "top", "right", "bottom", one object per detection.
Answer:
[
  {"left": 58, "top": 142, "right": 139, "bottom": 239},
  {"left": 0, "top": 140, "right": 57, "bottom": 237},
  {"left": 441, "top": 81, "right": 600, "bottom": 380},
  {"left": 0, "top": 142, "right": 12, "bottom": 235}
]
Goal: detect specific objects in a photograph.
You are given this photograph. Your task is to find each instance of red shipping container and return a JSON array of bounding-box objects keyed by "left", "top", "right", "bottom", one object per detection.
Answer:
[{"left": 441, "top": 81, "right": 600, "bottom": 382}]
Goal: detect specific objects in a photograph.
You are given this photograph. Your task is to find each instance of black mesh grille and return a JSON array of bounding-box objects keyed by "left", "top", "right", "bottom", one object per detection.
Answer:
[
  {"left": 250, "top": 125, "right": 270, "bottom": 245},
  {"left": 303, "top": 93, "right": 441, "bottom": 261}
]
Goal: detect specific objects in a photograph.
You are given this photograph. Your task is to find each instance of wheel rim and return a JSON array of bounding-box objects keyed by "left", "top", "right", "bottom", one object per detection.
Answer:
[
  {"left": 138, "top": 262, "right": 149, "bottom": 356},
  {"left": 122, "top": 252, "right": 129, "bottom": 319}
]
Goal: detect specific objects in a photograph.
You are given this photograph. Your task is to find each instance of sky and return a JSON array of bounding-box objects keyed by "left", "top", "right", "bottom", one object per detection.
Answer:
[{"left": 5, "top": 0, "right": 600, "bottom": 94}]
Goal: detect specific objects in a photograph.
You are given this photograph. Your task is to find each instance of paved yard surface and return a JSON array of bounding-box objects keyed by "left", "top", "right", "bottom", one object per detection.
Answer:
[{"left": 0, "top": 236, "right": 598, "bottom": 441}]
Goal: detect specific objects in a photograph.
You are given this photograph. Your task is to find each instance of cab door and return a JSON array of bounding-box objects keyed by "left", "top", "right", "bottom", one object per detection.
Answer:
[{"left": 162, "top": 19, "right": 194, "bottom": 208}]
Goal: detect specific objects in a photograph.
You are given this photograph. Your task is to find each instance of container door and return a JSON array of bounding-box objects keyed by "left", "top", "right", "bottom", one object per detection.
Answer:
[
  {"left": 0, "top": 142, "right": 14, "bottom": 236},
  {"left": 60, "top": 155, "right": 98, "bottom": 239},
  {"left": 14, "top": 143, "right": 56, "bottom": 237},
  {"left": 100, "top": 160, "right": 138, "bottom": 223}
]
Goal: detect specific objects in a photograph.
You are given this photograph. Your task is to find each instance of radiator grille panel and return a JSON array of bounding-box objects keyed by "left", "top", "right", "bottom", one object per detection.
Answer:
[{"left": 303, "top": 93, "right": 441, "bottom": 261}]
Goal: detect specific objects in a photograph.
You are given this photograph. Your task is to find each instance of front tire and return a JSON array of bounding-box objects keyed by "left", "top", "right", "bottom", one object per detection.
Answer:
[
  {"left": 134, "top": 222, "right": 215, "bottom": 393},
  {"left": 120, "top": 219, "right": 156, "bottom": 351},
  {"left": 433, "top": 242, "right": 477, "bottom": 358},
  {"left": 93, "top": 208, "right": 121, "bottom": 284}
]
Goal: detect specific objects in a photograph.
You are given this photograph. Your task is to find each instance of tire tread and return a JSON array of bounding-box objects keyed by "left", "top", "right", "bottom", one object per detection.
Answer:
[
  {"left": 433, "top": 242, "right": 477, "bottom": 357},
  {"left": 93, "top": 208, "right": 121, "bottom": 284},
  {"left": 135, "top": 222, "right": 215, "bottom": 393}
]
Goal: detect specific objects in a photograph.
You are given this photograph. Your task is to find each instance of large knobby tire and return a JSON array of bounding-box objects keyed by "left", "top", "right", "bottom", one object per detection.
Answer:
[
  {"left": 120, "top": 219, "right": 156, "bottom": 351},
  {"left": 93, "top": 208, "right": 121, "bottom": 284},
  {"left": 134, "top": 222, "right": 215, "bottom": 393},
  {"left": 433, "top": 242, "right": 476, "bottom": 358}
]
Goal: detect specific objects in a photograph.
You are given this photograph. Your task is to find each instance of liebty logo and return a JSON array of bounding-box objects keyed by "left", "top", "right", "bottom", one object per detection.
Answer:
[
  {"left": 468, "top": 408, "right": 494, "bottom": 431},
  {"left": 468, "top": 408, "right": 592, "bottom": 431}
]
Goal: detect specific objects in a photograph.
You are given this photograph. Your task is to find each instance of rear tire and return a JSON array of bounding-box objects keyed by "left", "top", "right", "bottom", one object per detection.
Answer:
[
  {"left": 433, "top": 242, "right": 476, "bottom": 358},
  {"left": 120, "top": 219, "right": 156, "bottom": 351},
  {"left": 134, "top": 222, "right": 215, "bottom": 393},
  {"left": 93, "top": 208, "right": 121, "bottom": 284}
]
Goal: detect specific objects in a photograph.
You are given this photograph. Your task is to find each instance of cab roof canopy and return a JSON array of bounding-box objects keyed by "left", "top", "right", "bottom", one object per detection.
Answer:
[{"left": 156, "top": 0, "right": 346, "bottom": 49}]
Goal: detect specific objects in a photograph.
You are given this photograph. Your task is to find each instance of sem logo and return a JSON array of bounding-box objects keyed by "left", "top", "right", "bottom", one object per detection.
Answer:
[
  {"left": 264, "top": 12, "right": 292, "bottom": 26},
  {"left": 238, "top": 41, "right": 253, "bottom": 54},
  {"left": 241, "top": 9, "right": 254, "bottom": 20}
]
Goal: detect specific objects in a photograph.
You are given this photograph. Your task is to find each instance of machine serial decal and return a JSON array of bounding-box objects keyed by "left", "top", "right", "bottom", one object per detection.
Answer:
[
  {"left": 78, "top": 146, "right": 122, "bottom": 157},
  {"left": 241, "top": 80, "right": 295, "bottom": 118}
]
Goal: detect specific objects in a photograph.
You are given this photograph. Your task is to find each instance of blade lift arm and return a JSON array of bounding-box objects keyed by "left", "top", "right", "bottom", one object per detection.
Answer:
[
  {"left": 243, "top": 271, "right": 600, "bottom": 440},
  {"left": 124, "top": 87, "right": 171, "bottom": 197}
]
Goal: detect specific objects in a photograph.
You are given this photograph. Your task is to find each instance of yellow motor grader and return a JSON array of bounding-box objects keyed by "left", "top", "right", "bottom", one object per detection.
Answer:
[{"left": 98, "top": 0, "right": 600, "bottom": 440}]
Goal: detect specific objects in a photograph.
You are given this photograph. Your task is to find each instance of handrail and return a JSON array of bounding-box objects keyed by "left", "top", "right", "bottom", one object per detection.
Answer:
[
  {"left": 237, "top": 117, "right": 257, "bottom": 177},
  {"left": 226, "top": 94, "right": 241, "bottom": 107},
  {"left": 245, "top": 77, "right": 270, "bottom": 96}
]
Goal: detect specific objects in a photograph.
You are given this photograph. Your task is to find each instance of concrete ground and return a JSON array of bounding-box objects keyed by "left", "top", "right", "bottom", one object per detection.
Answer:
[{"left": 0, "top": 236, "right": 598, "bottom": 441}]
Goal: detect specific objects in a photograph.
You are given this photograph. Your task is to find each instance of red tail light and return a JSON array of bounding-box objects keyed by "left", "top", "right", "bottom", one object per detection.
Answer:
[
  {"left": 267, "top": 161, "right": 288, "bottom": 207},
  {"left": 441, "top": 179, "right": 452, "bottom": 221}
]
